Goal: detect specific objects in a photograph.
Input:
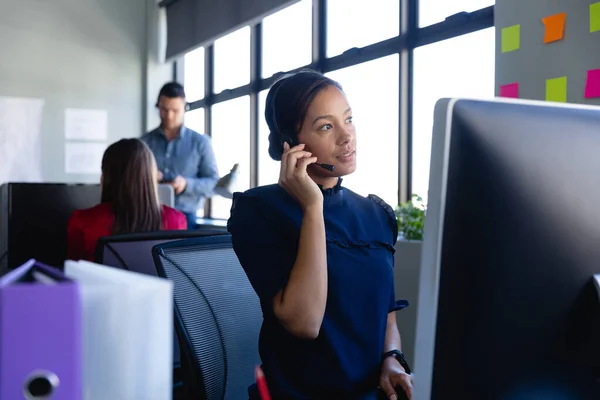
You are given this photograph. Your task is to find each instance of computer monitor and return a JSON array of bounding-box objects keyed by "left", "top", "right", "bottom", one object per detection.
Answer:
[
  {"left": 0, "top": 183, "right": 101, "bottom": 271},
  {"left": 413, "top": 98, "right": 600, "bottom": 399},
  {"left": 0, "top": 183, "right": 177, "bottom": 273},
  {"left": 157, "top": 183, "right": 175, "bottom": 208}
]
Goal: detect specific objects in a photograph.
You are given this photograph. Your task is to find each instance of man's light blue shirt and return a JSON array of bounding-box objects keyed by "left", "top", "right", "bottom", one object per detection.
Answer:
[{"left": 141, "top": 126, "right": 219, "bottom": 214}]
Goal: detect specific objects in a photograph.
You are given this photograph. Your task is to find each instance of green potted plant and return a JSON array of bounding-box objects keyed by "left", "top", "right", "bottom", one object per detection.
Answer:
[
  {"left": 395, "top": 194, "right": 426, "bottom": 241},
  {"left": 392, "top": 194, "right": 426, "bottom": 368}
]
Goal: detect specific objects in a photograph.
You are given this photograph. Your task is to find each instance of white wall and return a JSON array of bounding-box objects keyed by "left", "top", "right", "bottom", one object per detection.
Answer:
[{"left": 0, "top": 0, "right": 149, "bottom": 183}]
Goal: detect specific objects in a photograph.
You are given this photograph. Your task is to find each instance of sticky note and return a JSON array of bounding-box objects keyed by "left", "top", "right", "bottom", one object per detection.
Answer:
[
  {"left": 584, "top": 69, "right": 600, "bottom": 98},
  {"left": 499, "top": 82, "right": 519, "bottom": 98},
  {"left": 591, "top": 2, "right": 600, "bottom": 32},
  {"left": 546, "top": 76, "right": 567, "bottom": 103},
  {"left": 501, "top": 24, "right": 520, "bottom": 53},
  {"left": 542, "top": 12, "right": 566, "bottom": 43}
]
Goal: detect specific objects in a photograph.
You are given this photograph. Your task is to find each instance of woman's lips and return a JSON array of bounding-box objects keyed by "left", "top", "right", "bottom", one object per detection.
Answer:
[{"left": 336, "top": 150, "right": 356, "bottom": 162}]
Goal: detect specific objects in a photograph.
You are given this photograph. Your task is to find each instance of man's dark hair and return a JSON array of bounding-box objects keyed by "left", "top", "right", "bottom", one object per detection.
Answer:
[{"left": 156, "top": 82, "right": 186, "bottom": 106}]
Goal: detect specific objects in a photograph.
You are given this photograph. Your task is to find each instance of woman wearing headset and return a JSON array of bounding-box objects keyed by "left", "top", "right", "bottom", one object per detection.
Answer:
[{"left": 228, "top": 70, "right": 412, "bottom": 400}]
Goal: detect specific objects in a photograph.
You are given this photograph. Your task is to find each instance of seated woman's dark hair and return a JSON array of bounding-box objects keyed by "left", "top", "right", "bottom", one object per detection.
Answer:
[
  {"left": 266, "top": 70, "right": 343, "bottom": 161},
  {"left": 100, "top": 138, "right": 162, "bottom": 234}
]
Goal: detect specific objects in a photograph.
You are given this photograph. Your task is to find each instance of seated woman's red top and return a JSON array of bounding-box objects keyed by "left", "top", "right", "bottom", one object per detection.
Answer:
[{"left": 67, "top": 202, "right": 187, "bottom": 261}]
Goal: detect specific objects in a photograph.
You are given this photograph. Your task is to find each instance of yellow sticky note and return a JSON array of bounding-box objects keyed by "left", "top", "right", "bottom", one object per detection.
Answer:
[
  {"left": 546, "top": 76, "right": 567, "bottom": 102},
  {"left": 591, "top": 2, "right": 600, "bottom": 33},
  {"left": 501, "top": 24, "right": 520, "bottom": 53}
]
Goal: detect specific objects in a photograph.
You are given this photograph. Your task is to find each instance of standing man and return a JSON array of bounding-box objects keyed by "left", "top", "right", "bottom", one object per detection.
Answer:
[{"left": 142, "top": 82, "right": 219, "bottom": 228}]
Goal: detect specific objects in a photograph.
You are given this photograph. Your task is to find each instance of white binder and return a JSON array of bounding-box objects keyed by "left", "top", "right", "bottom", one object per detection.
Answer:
[{"left": 64, "top": 260, "right": 173, "bottom": 400}]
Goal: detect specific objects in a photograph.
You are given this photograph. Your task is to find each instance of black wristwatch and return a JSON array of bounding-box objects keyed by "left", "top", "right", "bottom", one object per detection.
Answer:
[{"left": 382, "top": 350, "right": 411, "bottom": 374}]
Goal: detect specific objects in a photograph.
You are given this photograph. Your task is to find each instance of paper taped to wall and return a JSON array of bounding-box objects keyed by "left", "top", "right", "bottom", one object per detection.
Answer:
[
  {"left": 65, "top": 142, "right": 106, "bottom": 174},
  {"left": 65, "top": 108, "right": 108, "bottom": 141},
  {"left": 0, "top": 96, "right": 45, "bottom": 185}
]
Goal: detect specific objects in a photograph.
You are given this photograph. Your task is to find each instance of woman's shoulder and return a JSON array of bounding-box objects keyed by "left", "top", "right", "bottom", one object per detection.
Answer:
[
  {"left": 161, "top": 205, "right": 187, "bottom": 229},
  {"left": 234, "top": 184, "right": 288, "bottom": 201},
  {"left": 231, "top": 184, "right": 297, "bottom": 214},
  {"left": 69, "top": 203, "right": 112, "bottom": 224},
  {"left": 341, "top": 189, "right": 398, "bottom": 242},
  {"left": 228, "top": 184, "right": 300, "bottom": 234}
]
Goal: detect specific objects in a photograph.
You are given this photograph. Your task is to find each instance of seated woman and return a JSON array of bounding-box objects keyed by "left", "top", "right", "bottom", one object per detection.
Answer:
[
  {"left": 228, "top": 71, "right": 412, "bottom": 400},
  {"left": 67, "top": 138, "right": 187, "bottom": 261}
]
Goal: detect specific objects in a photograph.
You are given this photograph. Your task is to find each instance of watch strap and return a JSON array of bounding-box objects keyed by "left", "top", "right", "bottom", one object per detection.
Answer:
[{"left": 382, "top": 349, "right": 411, "bottom": 375}]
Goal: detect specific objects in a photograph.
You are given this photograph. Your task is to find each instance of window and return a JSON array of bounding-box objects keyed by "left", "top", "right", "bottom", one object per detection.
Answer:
[
  {"left": 327, "top": 55, "right": 399, "bottom": 207},
  {"left": 327, "top": 0, "right": 399, "bottom": 58},
  {"left": 262, "top": 0, "right": 312, "bottom": 78},
  {"left": 213, "top": 26, "right": 251, "bottom": 93},
  {"left": 258, "top": 90, "right": 280, "bottom": 186},
  {"left": 184, "top": 47, "right": 205, "bottom": 101},
  {"left": 210, "top": 96, "right": 251, "bottom": 219},
  {"left": 419, "top": 0, "right": 495, "bottom": 27},
  {"left": 184, "top": 108, "right": 205, "bottom": 134},
  {"left": 412, "top": 28, "right": 495, "bottom": 204}
]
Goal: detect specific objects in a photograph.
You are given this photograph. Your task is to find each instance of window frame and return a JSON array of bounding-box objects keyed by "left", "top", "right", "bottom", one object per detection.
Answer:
[{"left": 175, "top": 0, "right": 494, "bottom": 219}]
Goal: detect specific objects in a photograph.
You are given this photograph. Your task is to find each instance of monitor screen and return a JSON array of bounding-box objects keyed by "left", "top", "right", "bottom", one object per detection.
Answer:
[
  {"left": 0, "top": 183, "right": 101, "bottom": 271},
  {"left": 414, "top": 98, "right": 600, "bottom": 399}
]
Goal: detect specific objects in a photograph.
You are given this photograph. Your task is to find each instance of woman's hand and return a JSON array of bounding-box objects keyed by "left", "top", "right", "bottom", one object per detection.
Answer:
[
  {"left": 380, "top": 357, "right": 413, "bottom": 400},
  {"left": 279, "top": 142, "right": 323, "bottom": 211}
]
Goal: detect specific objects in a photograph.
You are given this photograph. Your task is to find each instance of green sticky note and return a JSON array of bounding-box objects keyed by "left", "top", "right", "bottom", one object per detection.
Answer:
[
  {"left": 546, "top": 76, "right": 567, "bottom": 102},
  {"left": 501, "top": 24, "right": 520, "bottom": 53},
  {"left": 591, "top": 2, "right": 600, "bottom": 32}
]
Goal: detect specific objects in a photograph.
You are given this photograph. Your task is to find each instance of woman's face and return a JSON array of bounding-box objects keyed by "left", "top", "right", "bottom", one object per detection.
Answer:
[{"left": 298, "top": 86, "right": 357, "bottom": 178}]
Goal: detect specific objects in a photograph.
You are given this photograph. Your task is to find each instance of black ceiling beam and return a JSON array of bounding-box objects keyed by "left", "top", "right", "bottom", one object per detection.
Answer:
[
  {"left": 158, "top": 0, "right": 179, "bottom": 7},
  {"left": 414, "top": 6, "right": 494, "bottom": 48}
]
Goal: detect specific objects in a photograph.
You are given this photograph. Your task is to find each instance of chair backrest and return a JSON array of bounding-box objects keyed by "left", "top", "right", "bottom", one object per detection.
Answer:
[
  {"left": 95, "top": 229, "right": 228, "bottom": 275},
  {"left": 153, "top": 235, "right": 262, "bottom": 400},
  {"left": 95, "top": 229, "right": 228, "bottom": 375}
]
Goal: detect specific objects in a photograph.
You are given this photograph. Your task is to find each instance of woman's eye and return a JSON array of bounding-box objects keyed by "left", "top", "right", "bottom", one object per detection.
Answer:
[
  {"left": 345, "top": 116, "right": 353, "bottom": 124},
  {"left": 319, "top": 124, "right": 333, "bottom": 131}
]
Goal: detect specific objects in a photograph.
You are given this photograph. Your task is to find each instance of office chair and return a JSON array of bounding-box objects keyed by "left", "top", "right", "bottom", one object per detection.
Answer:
[
  {"left": 94, "top": 229, "right": 228, "bottom": 400},
  {"left": 152, "top": 235, "right": 262, "bottom": 400}
]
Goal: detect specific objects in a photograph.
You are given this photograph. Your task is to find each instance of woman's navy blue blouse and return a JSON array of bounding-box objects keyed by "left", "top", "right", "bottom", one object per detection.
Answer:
[{"left": 227, "top": 179, "right": 405, "bottom": 400}]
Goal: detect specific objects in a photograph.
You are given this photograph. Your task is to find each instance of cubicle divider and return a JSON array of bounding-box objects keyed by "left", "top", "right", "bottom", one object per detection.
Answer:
[{"left": 0, "top": 182, "right": 177, "bottom": 274}]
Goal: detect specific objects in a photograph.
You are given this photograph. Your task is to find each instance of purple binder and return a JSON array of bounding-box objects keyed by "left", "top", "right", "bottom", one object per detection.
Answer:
[{"left": 0, "top": 259, "right": 81, "bottom": 400}]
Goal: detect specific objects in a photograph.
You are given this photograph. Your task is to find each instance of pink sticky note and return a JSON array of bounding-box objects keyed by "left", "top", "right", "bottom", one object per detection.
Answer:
[
  {"left": 584, "top": 69, "right": 600, "bottom": 99},
  {"left": 500, "top": 82, "right": 519, "bottom": 98}
]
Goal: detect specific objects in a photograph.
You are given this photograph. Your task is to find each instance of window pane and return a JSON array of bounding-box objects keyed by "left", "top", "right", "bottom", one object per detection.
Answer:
[
  {"left": 419, "top": 0, "right": 494, "bottom": 27},
  {"left": 412, "top": 28, "right": 495, "bottom": 204},
  {"left": 184, "top": 47, "right": 204, "bottom": 101},
  {"left": 185, "top": 108, "right": 204, "bottom": 134},
  {"left": 327, "top": 55, "right": 399, "bottom": 207},
  {"left": 211, "top": 96, "right": 251, "bottom": 219},
  {"left": 327, "top": 0, "right": 399, "bottom": 58},
  {"left": 262, "top": 0, "right": 312, "bottom": 78},
  {"left": 213, "top": 26, "right": 251, "bottom": 93},
  {"left": 258, "top": 90, "right": 280, "bottom": 186}
]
